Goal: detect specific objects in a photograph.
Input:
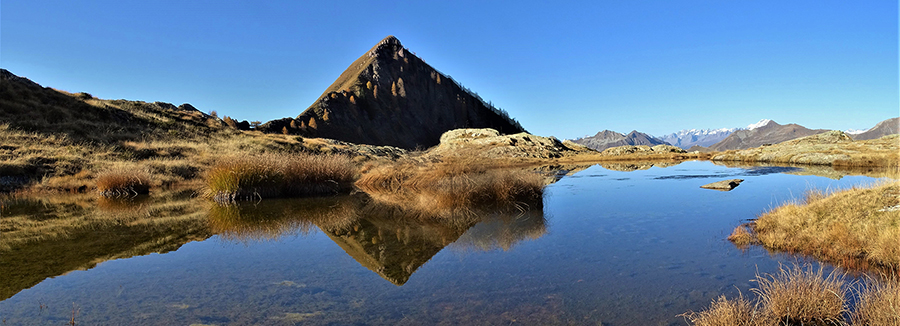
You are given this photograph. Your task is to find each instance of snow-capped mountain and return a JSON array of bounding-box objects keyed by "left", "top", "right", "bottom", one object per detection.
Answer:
[
  {"left": 844, "top": 128, "right": 869, "bottom": 135},
  {"left": 658, "top": 128, "right": 737, "bottom": 149},
  {"left": 746, "top": 119, "right": 773, "bottom": 130}
]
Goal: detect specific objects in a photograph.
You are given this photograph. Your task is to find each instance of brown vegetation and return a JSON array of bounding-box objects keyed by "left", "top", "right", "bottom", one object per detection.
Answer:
[
  {"left": 729, "top": 180, "right": 900, "bottom": 273},
  {"left": 754, "top": 265, "right": 847, "bottom": 324},
  {"left": 96, "top": 167, "right": 151, "bottom": 197},
  {"left": 356, "top": 157, "right": 546, "bottom": 218},
  {"left": 687, "top": 265, "right": 900, "bottom": 326},
  {"left": 712, "top": 132, "right": 899, "bottom": 168},
  {"left": 205, "top": 152, "right": 356, "bottom": 203},
  {"left": 852, "top": 278, "right": 900, "bottom": 325}
]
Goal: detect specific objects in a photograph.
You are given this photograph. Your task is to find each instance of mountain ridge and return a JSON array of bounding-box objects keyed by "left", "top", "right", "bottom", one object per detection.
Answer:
[{"left": 570, "top": 130, "right": 669, "bottom": 151}]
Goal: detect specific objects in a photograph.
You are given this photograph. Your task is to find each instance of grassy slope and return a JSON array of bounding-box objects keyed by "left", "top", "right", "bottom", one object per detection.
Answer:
[{"left": 0, "top": 69, "right": 369, "bottom": 193}]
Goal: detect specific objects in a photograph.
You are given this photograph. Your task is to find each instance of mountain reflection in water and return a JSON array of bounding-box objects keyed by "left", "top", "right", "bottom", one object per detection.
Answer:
[{"left": 208, "top": 194, "right": 547, "bottom": 285}]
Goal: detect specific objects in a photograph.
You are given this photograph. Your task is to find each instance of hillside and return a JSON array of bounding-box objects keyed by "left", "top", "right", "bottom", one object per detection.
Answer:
[
  {"left": 852, "top": 117, "right": 899, "bottom": 140},
  {"left": 707, "top": 120, "right": 828, "bottom": 151},
  {"left": 570, "top": 130, "right": 668, "bottom": 151},
  {"left": 260, "top": 36, "right": 526, "bottom": 149},
  {"left": 711, "top": 130, "right": 898, "bottom": 167},
  {"left": 0, "top": 69, "right": 404, "bottom": 193}
]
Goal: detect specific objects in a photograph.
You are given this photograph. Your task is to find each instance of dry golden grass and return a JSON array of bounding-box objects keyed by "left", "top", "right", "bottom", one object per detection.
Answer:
[
  {"left": 96, "top": 167, "right": 151, "bottom": 197},
  {"left": 733, "top": 180, "right": 900, "bottom": 273},
  {"left": 852, "top": 278, "right": 900, "bottom": 325},
  {"left": 356, "top": 157, "right": 546, "bottom": 218},
  {"left": 205, "top": 152, "right": 356, "bottom": 202},
  {"left": 682, "top": 295, "right": 757, "bottom": 326},
  {"left": 754, "top": 265, "right": 847, "bottom": 324},
  {"left": 712, "top": 134, "right": 898, "bottom": 168},
  {"left": 727, "top": 224, "right": 755, "bottom": 248}
]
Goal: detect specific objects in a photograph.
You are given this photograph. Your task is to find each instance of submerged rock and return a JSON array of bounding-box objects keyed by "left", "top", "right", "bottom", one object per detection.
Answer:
[{"left": 700, "top": 179, "right": 744, "bottom": 191}]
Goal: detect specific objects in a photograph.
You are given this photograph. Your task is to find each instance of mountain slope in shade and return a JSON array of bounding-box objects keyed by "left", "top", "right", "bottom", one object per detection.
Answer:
[
  {"left": 852, "top": 117, "right": 899, "bottom": 140},
  {"left": 658, "top": 128, "right": 736, "bottom": 149},
  {"left": 260, "top": 36, "right": 525, "bottom": 149},
  {"left": 570, "top": 130, "right": 669, "bottom": 151},
  {"left": 707, "top": 120, "right": 828, "bottom": 151}
]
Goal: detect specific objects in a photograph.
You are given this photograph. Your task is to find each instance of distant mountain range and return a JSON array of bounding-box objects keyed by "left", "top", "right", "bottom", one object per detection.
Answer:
[
  {"left": 570, "top": 130, "right": 668, "bottom": 151},
  {"left": 577, "top": 117, "right": 898, "bottom": 153},
  {"left": 657, "top": 128, "right": 736, "bottom": 149}
]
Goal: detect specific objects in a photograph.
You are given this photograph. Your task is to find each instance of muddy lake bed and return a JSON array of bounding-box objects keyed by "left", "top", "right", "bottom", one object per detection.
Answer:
[{"left": 0, "top": 161, "right": 886, "bottom": 325}]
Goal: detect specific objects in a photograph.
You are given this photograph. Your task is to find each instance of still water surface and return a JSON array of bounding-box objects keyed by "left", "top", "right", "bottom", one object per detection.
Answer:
[{"left": 0, "top": 161, "right": 882, "bottom": 325}]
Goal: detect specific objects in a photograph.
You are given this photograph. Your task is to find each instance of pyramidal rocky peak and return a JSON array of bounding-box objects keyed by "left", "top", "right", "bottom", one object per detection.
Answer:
[{"left": 259, "top": 35, "right": 525, "bottom": 149}]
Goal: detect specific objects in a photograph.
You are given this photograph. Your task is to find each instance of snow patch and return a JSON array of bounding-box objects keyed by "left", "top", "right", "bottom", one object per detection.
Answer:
[
  {"left": 747, "top": 119, "right": 773, "bottom": 130},
  {"left": 844, "top": 128, "right": 869, "bottom": 135}
]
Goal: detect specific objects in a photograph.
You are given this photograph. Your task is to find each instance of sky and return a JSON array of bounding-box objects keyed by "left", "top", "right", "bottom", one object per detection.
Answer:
[{"left": 2, "top": 1, "right": 897, "bottom": 139}]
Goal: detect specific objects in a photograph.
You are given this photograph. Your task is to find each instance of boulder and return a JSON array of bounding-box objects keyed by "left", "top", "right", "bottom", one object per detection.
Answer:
[{"left": 700, "top": 179, "right": 744, "bottom": 191}]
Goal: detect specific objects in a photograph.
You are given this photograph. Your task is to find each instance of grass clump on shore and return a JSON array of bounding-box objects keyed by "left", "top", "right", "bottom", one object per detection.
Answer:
[
  {"left": 96, "top": 167, "right": 151, "bottom": 197},
  {"left": 730, "top": 180, "right": 900, "bottom": 272},
  {"left": 355, "top": 158, "right": 546, "bottom": 218},
  {"left": 852, "top": 278, "right": 900, "bottom": 325},
  {"left": 687, "top": 265, "right": 900, "bottom": 326},
  {"left": 206, "top": 152, "right": 356, "bottom": 202},
  {"left": 681, "top": 295, "right": 756, "bottom": 326},
  {"left": 754, "top": 265, "right": 847, "bottom": 324}
]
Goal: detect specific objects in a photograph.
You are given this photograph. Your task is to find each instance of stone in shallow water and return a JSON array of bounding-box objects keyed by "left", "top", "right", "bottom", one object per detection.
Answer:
[{"left": 700, "top": 179, "right": 744, "bottom": 191}]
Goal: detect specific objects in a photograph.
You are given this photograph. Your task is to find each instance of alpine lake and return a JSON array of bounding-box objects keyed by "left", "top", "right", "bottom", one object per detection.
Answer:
[{"left": 0, "top": 160, "right": 890, "bottom": 326}]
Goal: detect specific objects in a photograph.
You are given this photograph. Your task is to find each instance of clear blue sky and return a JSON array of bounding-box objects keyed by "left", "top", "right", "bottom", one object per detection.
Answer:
[{"left": 2, "top": 1, "right": 897, "bottom": 139}]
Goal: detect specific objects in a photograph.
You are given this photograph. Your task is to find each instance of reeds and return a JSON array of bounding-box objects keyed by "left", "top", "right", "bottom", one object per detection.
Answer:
[
  {"left": 206, "top": 152, "right": 356, "bottom": 203},
  {"left": 96, "top": 167, "right": 151, "bottom": 197}
]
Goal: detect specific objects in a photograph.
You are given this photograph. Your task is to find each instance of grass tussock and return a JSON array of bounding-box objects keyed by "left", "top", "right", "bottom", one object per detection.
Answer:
[
  {"left": 754, "top": 265, "right": 847, "bottom": 324},
  {"left": 682, "top": 295, "right": 756, "bottom": 326},
  {"left": 355, "top": 157, "right": 546, "bottom": 218},
  {"left": 852, "top": 278, "right": 900, "bottom": 325},
  {"left": 206, "top": 152, "right": 356, "bottom": 202},
  {"left": 689, "top": 265, "right": 900, "bottom": 326},
  {"left": 730, "top": 180, "right": 900, "bottom": 272},
  {"left": 96, "top": 167, "right": 151, "bottom": 197},
  {"left": 728, "top": 224, "right": 756, "bottom": 248}
]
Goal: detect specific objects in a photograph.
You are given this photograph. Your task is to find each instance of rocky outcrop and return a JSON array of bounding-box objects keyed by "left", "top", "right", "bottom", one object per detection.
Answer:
[
  {"left": 571, "top": 130, "right": 669, "bottom": 151},
  {"left": 261, "top": 36, "right": 525, "bottom": 149},
  {"left": 427, "top": 128, "right": 592, "bottom": 159},
  {"left": 701, "top": 179, "right": 744, "bottom": 191}
]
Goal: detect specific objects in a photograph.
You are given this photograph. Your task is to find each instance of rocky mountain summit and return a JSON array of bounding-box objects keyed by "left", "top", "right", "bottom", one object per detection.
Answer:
[
  {"left": 707, "top": 120, "right": 828, "bottom": 151},
  {"left": 852, "top": 117, "right": 899, "bottom": 141},
  {"left": 260, "top": 36, "right": 525, "bottom": 149},
  {"left": 570, "top": 130, "right": 669, "bottom": 151}
]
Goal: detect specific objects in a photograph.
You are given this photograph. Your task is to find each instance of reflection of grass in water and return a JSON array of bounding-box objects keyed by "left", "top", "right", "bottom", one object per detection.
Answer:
[
  {"left": 0, "top": 190, "right": 211, "bottom": 301},
  {"left": 356, "top": 157, "right": 546, "bottom": 219},
  {"left": 207, "top": 196, "right": 361, "bottom": 242}
]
